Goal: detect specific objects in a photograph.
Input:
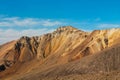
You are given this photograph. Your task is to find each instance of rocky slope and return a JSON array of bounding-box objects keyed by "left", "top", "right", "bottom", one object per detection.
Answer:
[
  {"left": 17, "top": 43, "right": 120, "bottom": 80},
  {"left": 0, "top": 26, "right": 120, "bottom": 80}
]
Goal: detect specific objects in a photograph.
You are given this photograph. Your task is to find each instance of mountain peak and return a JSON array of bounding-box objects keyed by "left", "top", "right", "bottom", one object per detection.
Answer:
[
  {"left": 56, "top": 26, "right": 78, "bottom": 32},
  {"left": 1, "top": 27, "right": 120, "bottom": 80}
]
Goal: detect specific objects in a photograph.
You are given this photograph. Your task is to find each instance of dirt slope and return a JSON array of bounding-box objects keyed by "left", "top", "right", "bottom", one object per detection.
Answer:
[{"left": 5, "top": 43, "right": 120, "bottom": 80}]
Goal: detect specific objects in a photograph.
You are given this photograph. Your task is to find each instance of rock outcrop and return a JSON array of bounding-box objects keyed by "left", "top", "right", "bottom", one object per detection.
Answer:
[{"left": 71, "top": 28, "right": 120, "bottom": 60}]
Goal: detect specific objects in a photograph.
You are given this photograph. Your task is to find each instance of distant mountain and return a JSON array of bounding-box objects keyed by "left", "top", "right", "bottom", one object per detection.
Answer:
[{"left": 0, "top": 26, "right": 120, "bottom": 80}]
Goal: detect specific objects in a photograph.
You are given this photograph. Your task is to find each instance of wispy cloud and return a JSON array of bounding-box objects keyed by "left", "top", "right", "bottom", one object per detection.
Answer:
[
  {"left": 0, "top": 17, "right": 63, "bottom": 27},
  {"left": 97, "top": 24, "right": 120, "bottom": 28},
  {"left": 42, "top": 19, "right": 62, "bottom": 26},
  {"left": 0, "top": 28, "right": 54, "bottom": 44}
]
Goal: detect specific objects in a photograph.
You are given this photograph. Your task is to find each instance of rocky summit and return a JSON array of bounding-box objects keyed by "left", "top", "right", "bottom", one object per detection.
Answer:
[{"left": 0, "top": 26, "right": 120, "bottom": 80}]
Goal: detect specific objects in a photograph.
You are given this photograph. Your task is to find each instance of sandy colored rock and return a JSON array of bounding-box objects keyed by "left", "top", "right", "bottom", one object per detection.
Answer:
[{"left": 0, "top": 26, "right": 120, "bottom": 80}]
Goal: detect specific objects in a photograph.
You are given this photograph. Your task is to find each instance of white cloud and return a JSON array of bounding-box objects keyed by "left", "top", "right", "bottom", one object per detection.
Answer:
[
  {"left": 97, "top": 24, "right": 120, "bottom": 28},
  {"left": 0, "top": 29, "right": 54, "bottom": 45},
  {"left": 42, "top": 20, "right": 62, "bottom": 26},
  {"left": 0, "top": 17, "right": 63, "bottom": 27}
]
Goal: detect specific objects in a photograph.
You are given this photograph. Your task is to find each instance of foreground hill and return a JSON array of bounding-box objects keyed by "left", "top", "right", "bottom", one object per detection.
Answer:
[
  {"left": 17, "top": 43, "right": 120, "bottom": 80},
  {"left": 0, "top": 26, "right": 120, "bottom": 80}
]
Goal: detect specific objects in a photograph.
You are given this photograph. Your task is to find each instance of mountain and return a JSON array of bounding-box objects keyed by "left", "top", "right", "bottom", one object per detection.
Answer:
[{"left": 0, "top": 26, "right": 120, "bottom": 80}]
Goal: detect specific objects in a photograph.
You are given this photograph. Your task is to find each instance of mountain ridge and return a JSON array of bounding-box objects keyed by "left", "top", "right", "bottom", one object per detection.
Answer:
[{"left": 0, "top": 26, "right": 120, "bottom": 80}]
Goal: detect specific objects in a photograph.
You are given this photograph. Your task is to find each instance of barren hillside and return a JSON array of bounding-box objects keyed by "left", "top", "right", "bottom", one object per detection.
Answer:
[{"left": 0, "top": 26, "right": 120, "bottom": 80}]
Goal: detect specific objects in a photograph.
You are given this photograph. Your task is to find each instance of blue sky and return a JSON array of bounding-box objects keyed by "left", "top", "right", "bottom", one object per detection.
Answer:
[{"left": 0, "top": 0, "right": 120, "bottom": 44}]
